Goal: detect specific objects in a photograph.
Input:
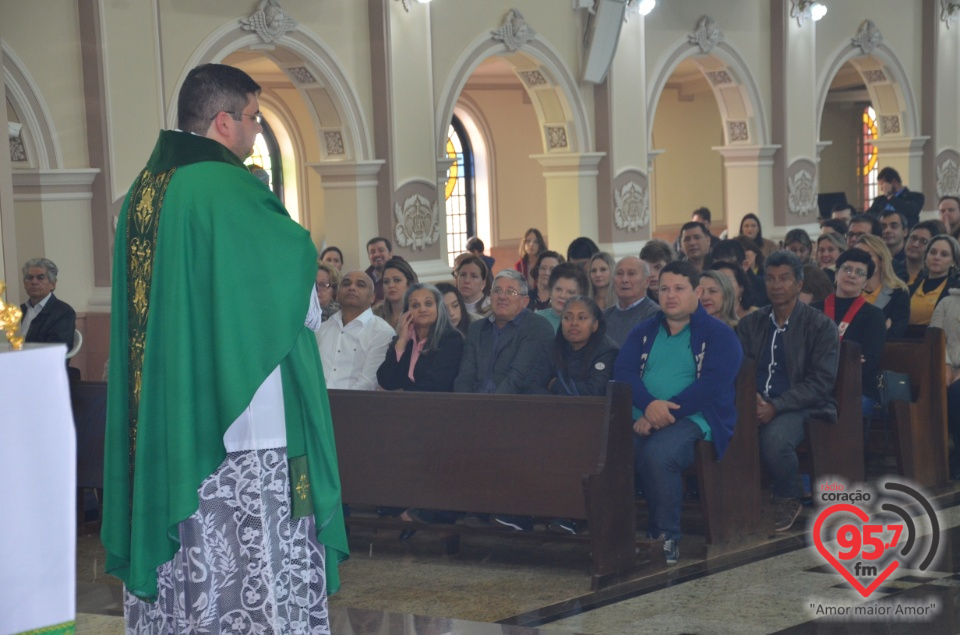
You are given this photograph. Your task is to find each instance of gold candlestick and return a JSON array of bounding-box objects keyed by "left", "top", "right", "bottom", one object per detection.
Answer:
[{"left": 0, "top": 282, "right": 25, "bottom": 350}]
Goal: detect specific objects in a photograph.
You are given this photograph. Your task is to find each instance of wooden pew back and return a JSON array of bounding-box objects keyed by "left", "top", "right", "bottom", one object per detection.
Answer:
[
  {"left": 880, "top": 327, "right": 948, "bottom": 486},
  {"left": 329, "top": 385, "right": 631, "bottom": 519}
]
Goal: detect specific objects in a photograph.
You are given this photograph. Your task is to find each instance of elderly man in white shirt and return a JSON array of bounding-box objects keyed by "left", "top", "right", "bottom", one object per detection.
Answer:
[{"left": 317, "top": 270, "right": 394, "bottom": 390}]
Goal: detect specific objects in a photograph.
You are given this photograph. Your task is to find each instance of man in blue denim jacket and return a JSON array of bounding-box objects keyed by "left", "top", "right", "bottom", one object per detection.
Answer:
[{"left": 614, "top": 260, "right": 743, "bottom": 565}]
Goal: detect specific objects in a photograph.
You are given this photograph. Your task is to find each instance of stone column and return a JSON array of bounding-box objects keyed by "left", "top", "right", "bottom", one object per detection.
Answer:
[
  {"left": 310, "top": 161, "right": 385, "bottom": 268},
  {"left": 869, "top": 137, "right": 930, "bottom": 195},
  {"left": 532, "top": 153, "right": 605, "bottom": 255},
  {"left": 771, "top": 1, "right": 820, "bottom": 228},
  {"left": 714, "top": 145, "right": 781, "bottom": 239}
]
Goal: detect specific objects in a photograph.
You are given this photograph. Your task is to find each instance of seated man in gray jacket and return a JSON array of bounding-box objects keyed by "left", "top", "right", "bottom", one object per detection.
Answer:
[
  {"left": 736, "top": 251, "right": 839, "bottom": 533},
  {"left": 455, "top": 269, "right": 554, "bottom": 394}
]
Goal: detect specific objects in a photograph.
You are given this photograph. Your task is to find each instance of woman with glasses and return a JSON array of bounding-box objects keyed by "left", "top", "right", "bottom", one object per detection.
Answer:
[
  {"left": 536, "top": 262, "right": 589, "bottom": 332},
  {"left": 453, "top": 254, "right": 492, "bottom": 318},
  {"left": 373, "top": 257, "right": 419, "bottom": 329},
  {"left": 907, "top": 235, "right": 960, "bottom": 327},
  {"left": 315, "top": 262, "right": 341, "bottom": 323},
  {"left": 812, "top": 249, "right": 886, "bottom": 417},
  {"left": 853, "top": 235, "right": 910, "bottom": 338}
]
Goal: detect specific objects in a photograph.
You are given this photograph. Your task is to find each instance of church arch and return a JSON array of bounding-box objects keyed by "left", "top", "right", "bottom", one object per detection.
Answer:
[
  {"left": 2, "top": 41, "right": 61, "bottom": 169},
  {"left": 646, "top": 36, "right": 770, "bottom": 148},
  {"left": 435, "top": 33, "right": 592, "bottom": 158}
]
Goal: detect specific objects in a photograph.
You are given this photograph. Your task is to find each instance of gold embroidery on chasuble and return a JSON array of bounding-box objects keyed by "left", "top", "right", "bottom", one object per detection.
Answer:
[{"left": 125, "top": 168, "right": 175, "bottom": 486}]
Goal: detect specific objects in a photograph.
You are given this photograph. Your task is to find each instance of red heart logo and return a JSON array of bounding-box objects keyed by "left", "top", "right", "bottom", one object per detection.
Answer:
[{"left": 813, "top": 503, "right": 899, "bottom": 598}]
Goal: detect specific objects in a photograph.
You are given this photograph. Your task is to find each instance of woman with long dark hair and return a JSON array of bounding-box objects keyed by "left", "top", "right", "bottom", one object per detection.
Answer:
[
  {"left": 435, "top": 281, "right": 471, "bottom": 336},
  {"left": 738, "top": 213, "right": 778, "bottom": 257},
  {"left": 373, "top": 257, "right": 418, "bottom": 329},
  {"left": 514, "top": 228, "right": 546, "bottom": 290}
]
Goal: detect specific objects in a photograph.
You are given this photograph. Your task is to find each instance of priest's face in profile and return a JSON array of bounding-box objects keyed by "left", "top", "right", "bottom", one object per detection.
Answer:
[{"left": 228, "top": 94, "right": 262, "bottom": 160}]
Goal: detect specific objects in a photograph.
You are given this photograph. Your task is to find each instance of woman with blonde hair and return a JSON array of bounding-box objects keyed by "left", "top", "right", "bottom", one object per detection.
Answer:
[
  {"left": 699, "top": 271, "right": 739, "bottom": 329},
  {"left": 588, "top": 252, "right": 617, "bottom": 310},
  {"left": 854, "top": 234, "right": 911, "bottom": 338},
  {"left": 315, "top": 261, "right": 341, "bottom": 322}
]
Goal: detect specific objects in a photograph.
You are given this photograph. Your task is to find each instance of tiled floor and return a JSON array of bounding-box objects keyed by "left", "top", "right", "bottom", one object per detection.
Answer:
[{"left": 75, "top": 482, "right": 960, "bottom": 634}]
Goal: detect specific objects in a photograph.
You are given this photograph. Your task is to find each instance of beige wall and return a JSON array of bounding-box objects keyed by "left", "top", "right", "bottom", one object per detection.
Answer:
[
  {"left": 462, "top": 87, "right": 546, "bottom": 248},
  {"left": 818, "top": 101, "right": 864, "bottom": 209},
  {"left": 651, "top": 87, "right": 725, "bottom": 231}
]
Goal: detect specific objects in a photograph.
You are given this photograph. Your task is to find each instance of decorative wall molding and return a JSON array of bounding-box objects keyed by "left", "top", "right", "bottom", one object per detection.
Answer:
[
  {"left": 612, "top": 171, "right": 650, "bottom": 232},
  {"left": 492, "top": 9, "right": 537, "bottom": 52},
  {"left": 727, "top": 120, "right": 749, "bottom": 142},
  {"left": 11, "top": 168, "right": 100, "bottom": 201},
  {"left": 851, "top": 20, "right": 883, "bottom": 56},
  {"left": 545, "top": 126, "right": 568, "bottom": 150},
  {"left": 937, "top": 150, "right": 960, "bottom": 197},
  {"left": 862, "top": 69, "right": 887, "bottom": 84},
  {"left": 786, "top": 160, "right": 818, "bottom": 216},
  {"left": 706, "top": 70, "right": 732, "bottom": 85},
  {"left": 286, "top": 66, "right": 317, "bottom": 85},
  {"left": 394, "top": 193, "right": 440, "bottom": 250},
  {"left": 517, "top": 70, "right": 547, "bottom": 87},
  {"left": 322, "top": 130, "right": 345, "bottom": 158},
  {"left": 10, "top": 136, "right": 26, "bottom": 163},
  {"left": 879, "top": 115, "right": 901, "bottom": 135},
  {"left": 240, "top": 0, "right": 298, "bottom": 44},
  {"left": 688, "top": 16, "right": 724, "bottom": 55}
]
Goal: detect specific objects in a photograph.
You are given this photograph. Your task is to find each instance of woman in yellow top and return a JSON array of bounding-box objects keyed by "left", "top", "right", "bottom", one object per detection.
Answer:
[
  {"left": 853, "top": 235, "right": 910, "bottom": 338},
  {"left": 907, "top": 235, "right": 960, "bottom": 326}
]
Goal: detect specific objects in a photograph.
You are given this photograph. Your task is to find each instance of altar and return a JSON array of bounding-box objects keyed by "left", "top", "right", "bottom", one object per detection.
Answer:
[{"left": 0, "top": 344, "right": 76, "bottom": 635}]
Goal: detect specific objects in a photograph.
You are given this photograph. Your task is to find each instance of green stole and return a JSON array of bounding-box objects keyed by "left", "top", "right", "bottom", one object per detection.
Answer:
[{"left": 101, "top": 130, "right": 348, "bottom": 600}]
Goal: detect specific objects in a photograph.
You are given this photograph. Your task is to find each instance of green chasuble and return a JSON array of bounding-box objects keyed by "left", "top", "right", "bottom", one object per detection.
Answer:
[{"left": 102, "top": 130, "right": 349, "bottom": 600}]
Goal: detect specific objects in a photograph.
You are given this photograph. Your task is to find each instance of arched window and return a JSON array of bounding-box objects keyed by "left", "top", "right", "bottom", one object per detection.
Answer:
[
  {"left": 244, "top": 117, "right": 284, "bottom": 203},
  {"left": 858, "top": 105, "right": 879, "bottom": 211},
  {"left": 445, "top": 116, "right": 476, "bottom": 267}
]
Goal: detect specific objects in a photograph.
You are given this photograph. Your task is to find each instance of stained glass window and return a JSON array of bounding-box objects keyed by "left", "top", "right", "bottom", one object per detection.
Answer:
[
  {"left": 445, "top": 116, "right": 475, "bottom": 267},
  {"left": 858, "top": 105, "right": 878, "bottom": 211},
  {"left": 244, "top": 117, "right": 284, "bottom": 202}
]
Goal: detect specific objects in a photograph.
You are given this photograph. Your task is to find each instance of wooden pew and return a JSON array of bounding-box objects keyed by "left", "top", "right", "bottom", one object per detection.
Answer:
[
  {"left": 880, "top": 328, "right": 949, "bottom": 487},
  {"left": 802, "top": 340, "right": 863, "bottom": 484},
  {"left": 328, "top": 383, "right": 641, "bottom": 589},
  {"left": 70, "top": 380, "right": 108, "bottom": 530},
  {"left": 692, "top": 360, "right": 768, "bottom": 554}
]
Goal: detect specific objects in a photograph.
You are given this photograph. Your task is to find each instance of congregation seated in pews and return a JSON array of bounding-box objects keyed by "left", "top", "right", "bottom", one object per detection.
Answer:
[{"left": 306, "top": 222, "right": 960, "bottom": 575}]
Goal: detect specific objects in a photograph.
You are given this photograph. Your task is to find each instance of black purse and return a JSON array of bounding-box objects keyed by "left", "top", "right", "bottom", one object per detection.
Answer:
[{"left": 876, "top": 370, "right": 911, "bottom": 420}]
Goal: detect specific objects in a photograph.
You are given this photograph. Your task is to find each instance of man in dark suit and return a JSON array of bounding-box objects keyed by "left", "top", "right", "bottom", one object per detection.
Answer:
[
  {"left": 454, "top": 269, "right": 553, "bottom": 394},
  {"left": 866, "top": 167, "right": 925, "bottom": 229},
  {"left": 20, "top": 257, "right": 76, "bottom": 351}
]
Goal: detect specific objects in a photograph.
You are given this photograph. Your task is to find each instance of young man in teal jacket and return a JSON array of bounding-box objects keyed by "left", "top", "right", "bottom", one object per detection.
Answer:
[{"left": 614, "top": 260, "right": 743, "bottom": 565}]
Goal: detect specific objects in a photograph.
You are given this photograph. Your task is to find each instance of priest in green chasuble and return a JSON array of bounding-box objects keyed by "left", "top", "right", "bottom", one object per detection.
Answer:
[{"left": 101, "top": 63, "right": 348, "bottom": 633}]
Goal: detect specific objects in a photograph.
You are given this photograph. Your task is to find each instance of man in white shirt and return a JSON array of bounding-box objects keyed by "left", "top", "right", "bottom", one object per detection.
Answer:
[
  {"left": 318, "top": 270, "right": 394, "bottom": 390},
  {"left": 19, "top": 257, "right": 76, "bottom": 352}
]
